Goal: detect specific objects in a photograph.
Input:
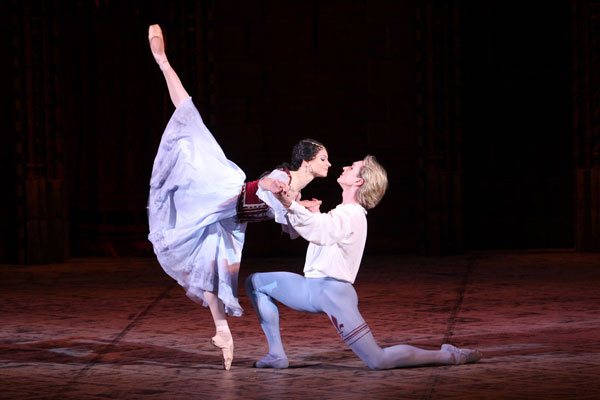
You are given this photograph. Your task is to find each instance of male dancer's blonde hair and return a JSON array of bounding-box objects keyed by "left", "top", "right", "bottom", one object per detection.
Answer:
[{"left": 357, "top": 155, "right": 388, "bottom": 210}]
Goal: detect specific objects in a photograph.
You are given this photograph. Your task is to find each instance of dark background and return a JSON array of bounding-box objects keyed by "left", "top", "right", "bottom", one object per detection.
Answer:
[{"left": 2, "top": 0, "right": 598, "bottom": 264}]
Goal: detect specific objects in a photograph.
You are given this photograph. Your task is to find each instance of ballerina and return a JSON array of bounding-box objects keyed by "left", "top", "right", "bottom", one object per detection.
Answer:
[{"left": 147, "top": 24, "right": 330, "bottom": 370}]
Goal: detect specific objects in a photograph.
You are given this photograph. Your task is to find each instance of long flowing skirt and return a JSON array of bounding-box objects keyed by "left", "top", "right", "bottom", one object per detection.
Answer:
[{"left": 148, "top": 97, "right": 247, "bottom": 316}]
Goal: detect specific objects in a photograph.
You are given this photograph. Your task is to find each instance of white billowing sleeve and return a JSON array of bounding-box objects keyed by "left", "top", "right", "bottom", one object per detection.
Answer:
[
  {"left": 286, "top": 201, "right": 359, "bottom": 246},
  {"left": 256, "top": 169, "right": 299, "bottom": 238}
]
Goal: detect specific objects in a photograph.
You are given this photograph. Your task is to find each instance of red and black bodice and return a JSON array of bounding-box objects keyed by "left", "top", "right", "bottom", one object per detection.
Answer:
[{"left": 236, "top": 169, "right": 291, "bottom": 223}]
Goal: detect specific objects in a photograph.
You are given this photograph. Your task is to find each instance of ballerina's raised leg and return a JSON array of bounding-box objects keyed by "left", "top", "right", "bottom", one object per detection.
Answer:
[
  {"left": 148, "top": 24, "right": 190, "bottom": 108},
  {"left": 148, "top": 24, "right": 234, "bottom": 370}
]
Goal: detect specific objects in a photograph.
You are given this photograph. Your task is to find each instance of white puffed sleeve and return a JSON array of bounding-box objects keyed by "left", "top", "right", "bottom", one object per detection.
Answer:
[{"left": 257, "top": 169, "right": 299, "bottom": 238}]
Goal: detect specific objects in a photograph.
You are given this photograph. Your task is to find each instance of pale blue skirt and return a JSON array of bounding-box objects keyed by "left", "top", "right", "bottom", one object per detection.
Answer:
[{"left": 148, "top": 97, "right": 247, "bottom": 316}]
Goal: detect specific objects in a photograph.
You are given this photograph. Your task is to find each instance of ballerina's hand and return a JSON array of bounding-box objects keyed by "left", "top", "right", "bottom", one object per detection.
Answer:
[{"left": 298, "top": 198, "right": 322, "bottom": 213}]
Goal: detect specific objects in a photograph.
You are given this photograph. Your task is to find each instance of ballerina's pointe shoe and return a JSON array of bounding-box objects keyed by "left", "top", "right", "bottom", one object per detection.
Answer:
[
  {"left": 441, "top": 343, "right": 482, "bottom": 365},
  {"left": 148, "top": 24, "right": 170, "bottom": 70},
  {"left": 212, "top": 333, "right": 234, "bottom": 370}
]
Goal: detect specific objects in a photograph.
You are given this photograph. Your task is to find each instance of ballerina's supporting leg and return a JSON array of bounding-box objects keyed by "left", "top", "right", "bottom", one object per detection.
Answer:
[
  {"left": 148, "top": 24, "right": 190, "bottom": 108},
  {"left": 203, "top": 290, "right": 234, "bottom": 370}
]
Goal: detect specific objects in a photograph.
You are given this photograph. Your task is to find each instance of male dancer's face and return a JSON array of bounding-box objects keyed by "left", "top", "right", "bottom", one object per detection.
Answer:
[{"left": 337, "top": 160, "right": 364, "bottom": 189}]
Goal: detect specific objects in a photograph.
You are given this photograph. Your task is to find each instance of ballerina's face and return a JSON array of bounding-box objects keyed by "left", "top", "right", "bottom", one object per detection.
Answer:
[{"left": 309, "top": 148, "right": 331, "bottom": 178}]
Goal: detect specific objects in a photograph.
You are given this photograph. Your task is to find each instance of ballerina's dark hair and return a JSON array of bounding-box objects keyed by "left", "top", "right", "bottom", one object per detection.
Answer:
[{"left": 278, "top": 138, "right": 326, "bottom": 171}]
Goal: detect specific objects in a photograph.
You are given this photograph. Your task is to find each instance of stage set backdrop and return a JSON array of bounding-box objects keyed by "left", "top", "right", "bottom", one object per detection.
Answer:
[{"left": 2, "top": 0, "right": 599, "bottom": 264}]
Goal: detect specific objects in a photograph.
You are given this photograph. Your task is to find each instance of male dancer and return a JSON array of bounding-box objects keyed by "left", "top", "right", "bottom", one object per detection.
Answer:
[{"left": 245, "top": 155, "right": 482, "bottom": 369}]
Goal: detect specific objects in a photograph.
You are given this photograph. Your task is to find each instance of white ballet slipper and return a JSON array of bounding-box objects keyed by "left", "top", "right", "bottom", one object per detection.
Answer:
[
  {"left": 212, "top": 333, "right": 234, "bottom": 370},
  {"left": 253, "top": 354, "right": 289, "bottom": 369},
  {"left": 148, "top": 24, "right": 170, "bottom": 70},
  {"left": 441, "top": 343, "right": 482, "bottom": 364}
]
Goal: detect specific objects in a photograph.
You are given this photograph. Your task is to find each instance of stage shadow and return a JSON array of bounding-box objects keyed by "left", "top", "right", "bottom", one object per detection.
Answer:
[{"left": 0, "top": 337, "right": 226, "bottom": 368}]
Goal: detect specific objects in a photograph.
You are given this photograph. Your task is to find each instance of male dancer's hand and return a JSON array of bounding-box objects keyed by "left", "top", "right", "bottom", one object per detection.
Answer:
[
  {"left": 298, "top": 199, "right": 322, "bottom": 213},
  {"left": 259, "top": 177, "right": 286, "bottom": 194},
  {"left": 274, "top": 184, "right": 295, "bottom": 208}
]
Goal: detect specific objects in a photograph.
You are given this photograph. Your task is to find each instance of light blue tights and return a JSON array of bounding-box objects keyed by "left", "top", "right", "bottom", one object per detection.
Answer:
[{"left": 245, "top": 272, "right": 453, "bottom": 370}]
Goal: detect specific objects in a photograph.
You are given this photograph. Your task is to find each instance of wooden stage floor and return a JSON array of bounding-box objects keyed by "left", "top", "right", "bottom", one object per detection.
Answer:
[{"left": 1, "top": 252, "right": 599, "bottom": 399}]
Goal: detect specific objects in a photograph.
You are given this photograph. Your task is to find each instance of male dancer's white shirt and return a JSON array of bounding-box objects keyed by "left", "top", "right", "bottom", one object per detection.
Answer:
[{"left": 285, "top": 201, "right": 367, "bottom": 284}]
